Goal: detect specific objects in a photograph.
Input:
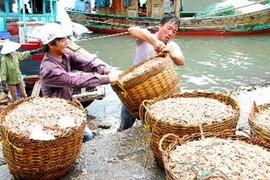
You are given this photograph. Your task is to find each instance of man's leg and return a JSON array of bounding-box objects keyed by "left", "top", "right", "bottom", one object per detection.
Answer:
[
  {"left": 7, "top": 85, "right": 17, "bottom": 102},
  {"left": 83, "top": 126, "right": 93, "bottom": 143},
  {"left": 17, "top": 82, "right": 28, "bottom": 98},
  {"left": 119, "top": 104, "right": 136, "bottom": 131}
]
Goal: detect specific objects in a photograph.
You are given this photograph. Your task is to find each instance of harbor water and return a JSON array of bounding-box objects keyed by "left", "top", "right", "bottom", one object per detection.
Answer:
[{"left": 76, "top": 34, "right": 270, "bottom": 127}]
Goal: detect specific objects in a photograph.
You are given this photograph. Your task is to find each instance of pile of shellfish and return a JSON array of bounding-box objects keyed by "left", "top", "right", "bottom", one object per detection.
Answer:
[
  {"left": 167, "top": 138, "right": 270, "bottom": 179},
  {"left": 121, "top": 57, "right": 165, "bottom": 82},
  {"left": 254, "top": 107, "right": 270, "bottom": 131},
  {"left": 148, "top": 97, "right": 237, "bottom": 125},
  {"left": 1, "top": 98, "right": 85, "bottom": 138}
]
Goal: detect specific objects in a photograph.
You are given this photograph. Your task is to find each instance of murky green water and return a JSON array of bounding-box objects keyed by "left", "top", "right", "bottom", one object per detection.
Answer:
[
  {"left": 77, "top": 33, "right": 270, "bottom": 120},
  {"left": 78, "top": 34, "right": 270, "bottom": 91}
]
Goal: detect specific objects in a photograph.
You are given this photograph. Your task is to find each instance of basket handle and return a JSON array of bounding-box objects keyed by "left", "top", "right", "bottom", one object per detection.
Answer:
[
  {"left": 158, "top": 133, "right": 179, "bottom": 154},
  {"left": 139, "top": 99, "right": 154, "bottom": 123},
  {"left": 115, "top": 81, "right": 136, "bottom": 107},
  {"left": 71, "top": 98, "right": 84, "bottom": 111},
  {"left": 252, "top": 101, "right": 260, "bottom": 113}
]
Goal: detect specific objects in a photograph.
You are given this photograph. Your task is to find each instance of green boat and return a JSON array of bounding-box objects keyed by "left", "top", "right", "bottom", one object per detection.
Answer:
[{"left": 67, "top": 0, "right": 270, "bottom": 36}]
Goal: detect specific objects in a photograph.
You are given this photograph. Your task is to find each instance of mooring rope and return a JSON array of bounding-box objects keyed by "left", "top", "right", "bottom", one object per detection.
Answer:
[
  {"left": 84, "top": 18, "right": 158, "bottom": 29},
  {"left": 85, "top": 32, "right": 129, "bottom": 40}
]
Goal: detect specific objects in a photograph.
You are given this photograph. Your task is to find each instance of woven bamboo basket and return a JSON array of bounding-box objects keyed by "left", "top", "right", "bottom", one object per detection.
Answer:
[
  {"left": 159, "top": 129, "right": 270, "bottom": 180},
  {"left": 111, "top": 53, "right": 181, "bottom": 119},
  {"left": 248, "top": 102, "right": 270, "bottom": 144},
  {"left": 143, "top": 92, "right": 240, "bottom": 167},
  {"left": 0, "top": 97, "right": 86, "bottom": 180}
]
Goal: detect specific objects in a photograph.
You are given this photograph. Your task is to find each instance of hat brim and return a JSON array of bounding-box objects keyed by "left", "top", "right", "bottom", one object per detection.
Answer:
[
  {"left": 39, "top": 23, "right": 71, "bottom": 45},
  {"left": 1, "top": 42, "right": 21, "bottom": 54}
]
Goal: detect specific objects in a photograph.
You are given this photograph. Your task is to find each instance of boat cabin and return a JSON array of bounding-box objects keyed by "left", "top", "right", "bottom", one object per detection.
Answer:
[
  {"left": 94, "top": 0, "right": 183, "bottom": 18},
  {"left": 0, "top": 0, "right": 57, "bottom": 37}
]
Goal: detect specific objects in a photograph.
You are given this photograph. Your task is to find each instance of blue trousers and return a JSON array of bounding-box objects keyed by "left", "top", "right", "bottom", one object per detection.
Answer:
[{"left": 120, "top": 104, "right": 136, "bottom": 130}]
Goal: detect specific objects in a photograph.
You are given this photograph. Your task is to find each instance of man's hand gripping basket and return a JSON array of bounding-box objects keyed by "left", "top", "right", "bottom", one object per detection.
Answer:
[{"left": 111, "top": 53, "right": 181, "bottom": 119}]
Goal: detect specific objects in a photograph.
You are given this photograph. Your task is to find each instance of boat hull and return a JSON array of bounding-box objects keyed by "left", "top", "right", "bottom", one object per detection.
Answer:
[
  {"left": 67, "top": 6, "right": 270, "bottom": 36},
  {"left": 86, "top": 25, "right": 270, "bottom": 36}
]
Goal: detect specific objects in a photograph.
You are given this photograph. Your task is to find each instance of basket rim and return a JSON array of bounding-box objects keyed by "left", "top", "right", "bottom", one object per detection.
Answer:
[
  {"left": 248, "top": 101, "right": 270, "bottom": 142},
  {"left": 0, "top": 97, "right": 86, "bottom": 141},
  {"left": 117, "top": 53, "right": 171, "bottom": 78}
]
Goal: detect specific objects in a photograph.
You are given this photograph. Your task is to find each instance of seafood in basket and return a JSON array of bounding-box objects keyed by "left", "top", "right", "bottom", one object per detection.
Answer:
[
  {"left": 249, "top": 102, "right": 270, "bottom": 144},
  {"left": 111, "top": 53, "right": 181, "bottom": 119},
  {"left": 160, "top": 130, "right": 270, "bottom": 180},
  {"left": 0, "top": 97, "right": 86, "bottom": 180},
  {"left": 143, "top": 92, "right": 240, "bottom": 167}
]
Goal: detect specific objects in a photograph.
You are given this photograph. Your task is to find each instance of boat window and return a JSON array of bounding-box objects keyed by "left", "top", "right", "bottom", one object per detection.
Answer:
[
  {"left": 138, "top": 0, "right": 147, "bottom": 17},
  {"left": 7, "top": 0, "right": 18, "bottom": 13},
  {"left": 0, "top": 1, "right": 4, "bottom": 13},
  {"left": 45, "top": 0, "right": 57, "bottom": 13},
  {"left": 33, "top": 0, "right": 43, "bottom": 14},
  {"left": 164, "top": 0, "right": 175, "bottom": 14}
]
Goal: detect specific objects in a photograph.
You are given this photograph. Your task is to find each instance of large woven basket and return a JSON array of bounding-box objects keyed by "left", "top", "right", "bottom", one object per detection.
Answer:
[
  {"left": 111, "top": 53, "right": 181, "bottom": 119},
  {"left": 159, "top": 129, "right": 270, "bottom": 180},
  {"left": 248, "top": 102, "right": 270, "bottom": 144},
  {"left": 0, "top": 97, "right": 86, "bottom": 180},
  {"left": 144, "top": 92, "right": 240, "bottom": 167}
]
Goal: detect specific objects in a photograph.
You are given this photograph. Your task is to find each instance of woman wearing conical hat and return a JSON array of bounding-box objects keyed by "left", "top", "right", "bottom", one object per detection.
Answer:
[{"left": 0, "top": 40, "right": 41, "bottom": 102}]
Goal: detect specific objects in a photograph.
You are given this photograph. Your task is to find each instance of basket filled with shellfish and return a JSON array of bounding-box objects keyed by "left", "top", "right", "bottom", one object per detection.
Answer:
[
  {"left": 248, "top": 102, "right": 270, "bottom": 146},
  {"left": 143, "top": 91, "right": 240, "bottom": 167},
  {"left": 159, "top": 129, "right": 270, "bottom": 180},
  {"left": 0, "top": 97, "right": 86, "bottom": 180},
  {"left": 111, "top": 53, "right": 181, "bottom": 119}
]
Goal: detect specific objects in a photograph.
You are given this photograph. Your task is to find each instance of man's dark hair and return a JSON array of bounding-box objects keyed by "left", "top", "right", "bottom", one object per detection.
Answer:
[{"left": 160, "top": 14, "right": 180, "bottom": 28}]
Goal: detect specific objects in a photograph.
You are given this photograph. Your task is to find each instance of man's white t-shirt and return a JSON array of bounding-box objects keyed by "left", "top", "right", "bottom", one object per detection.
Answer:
[{"left": 133, "top": 33, "right": 182, "bottom": 65}]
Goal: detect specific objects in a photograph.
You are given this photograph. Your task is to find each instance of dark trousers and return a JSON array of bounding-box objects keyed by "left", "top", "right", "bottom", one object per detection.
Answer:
[{"left": 120, "top": 104, "right": 136, "bottom": 130}]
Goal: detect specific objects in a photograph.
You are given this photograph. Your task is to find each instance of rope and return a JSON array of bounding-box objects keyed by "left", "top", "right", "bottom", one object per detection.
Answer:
[
  {"left": 196, "top": 0, "right": 268, "bottom": 17},
  {"left": 86, "top": 32, "right": 129, "bottom": 40},
  {"left": 85, "top": 18, "right": 158, "bottom": 29},
  {"left": 84, "top": 18, "right": 158, "bottom": 32},
  {"left": 0, "top": 129, "right": 23, "bottom": 152},
  {"left": 172, "top": 142, "right": 229, "bottom": 180}
]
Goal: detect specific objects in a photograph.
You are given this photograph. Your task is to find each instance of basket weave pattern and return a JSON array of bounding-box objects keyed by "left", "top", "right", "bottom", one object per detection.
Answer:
[
  {"left": 160, "top": 129, "right": 269, "bottom": 180},
  {"left": 145, "top": 92, "right": 240, "bottom": 167},
  {"left": 249, "top": 102, "right": 270, "bottom": 144},
  {"left": 111, "top": 54, "right": 181, "bottom": 119},
  {"left": 0, "top": 97, "right": 86, "bottom": 180}
]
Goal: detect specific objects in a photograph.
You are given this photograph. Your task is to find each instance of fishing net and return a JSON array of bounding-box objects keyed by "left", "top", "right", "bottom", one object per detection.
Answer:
[
  {"left": 196, "top": 0, "right": 268, "bottom": 17},
  {"left": 196, "top": 2, "right": 235, "bottom": 17}
]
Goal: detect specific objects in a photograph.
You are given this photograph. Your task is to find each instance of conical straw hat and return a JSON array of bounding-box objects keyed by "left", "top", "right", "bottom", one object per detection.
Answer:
[{"left": 0, "top": 40, "right": 21, "bottom": 54}]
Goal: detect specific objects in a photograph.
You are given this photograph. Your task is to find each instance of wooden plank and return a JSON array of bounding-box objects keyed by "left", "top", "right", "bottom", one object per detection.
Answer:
[
  {"left": 72, "top": 86, "right": 105, "bottom": 102},
  {"left": 31, "top": 80, "right": 41, "bottom": 97}
]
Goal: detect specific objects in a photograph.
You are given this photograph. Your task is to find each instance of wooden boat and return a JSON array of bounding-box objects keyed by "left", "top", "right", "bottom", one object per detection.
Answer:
[
  {"left": 23, "top": 75, "right": 105, "bottom": 108},
  {"left": 66, "top": 0, "right": 270, "bottom": 36},
  {"left": 0, "top": 0, "right": 57, "bottom": 47}
]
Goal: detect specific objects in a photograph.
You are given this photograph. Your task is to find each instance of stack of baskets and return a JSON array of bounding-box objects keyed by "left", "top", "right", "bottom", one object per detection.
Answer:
[
  {"left": 248, "top": 102, "right": 270, "bottom": 146},
  {"left": 0, "top": 97, "right": 86, "bottom": 180},
  {"left": 144, "top": 92, "right": 240, "bottom": 167},
  {"left": 160, "top": 129, "right": 270, "bottom": 179},
  {"left": 111, "top": 53, "right": 181, "bottom": 119}
]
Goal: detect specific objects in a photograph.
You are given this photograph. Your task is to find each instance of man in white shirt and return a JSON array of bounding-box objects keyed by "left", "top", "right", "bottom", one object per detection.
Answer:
[{"left": 118, "top": 14, "right": 185, "bottom": 131}]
